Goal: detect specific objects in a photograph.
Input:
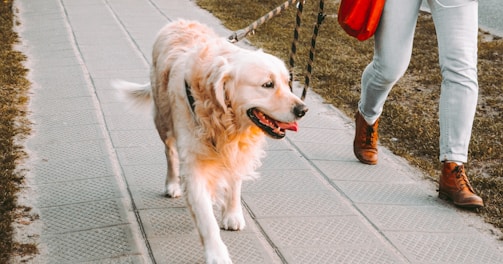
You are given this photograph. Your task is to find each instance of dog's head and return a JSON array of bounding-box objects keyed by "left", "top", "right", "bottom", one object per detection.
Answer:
[{"left": 209, "top": 49, "right": 308, "bottom": 139}]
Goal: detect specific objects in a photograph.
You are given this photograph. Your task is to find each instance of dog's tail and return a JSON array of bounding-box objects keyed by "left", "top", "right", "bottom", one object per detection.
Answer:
[{"left": 111, "top": 79, "right": 153, "bottom": 110}]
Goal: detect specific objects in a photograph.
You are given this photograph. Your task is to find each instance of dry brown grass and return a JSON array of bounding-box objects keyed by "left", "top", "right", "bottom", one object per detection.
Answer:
[
  {"left": 197, "top": 0, "right": 503, "bottom": 233},
  {"left": 0, "top": 0, "right": 37, "bottom": 262}
]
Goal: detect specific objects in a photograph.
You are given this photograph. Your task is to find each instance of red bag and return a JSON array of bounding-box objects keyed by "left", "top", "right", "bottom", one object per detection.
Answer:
[{"left": 338, "top": 0, "right": 386, "bottom": 41}]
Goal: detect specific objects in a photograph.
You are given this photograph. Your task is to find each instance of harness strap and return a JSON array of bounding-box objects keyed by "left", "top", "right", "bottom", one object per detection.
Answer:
[{"left": 185, "top": 80, "right": 196, "bottom": 113}]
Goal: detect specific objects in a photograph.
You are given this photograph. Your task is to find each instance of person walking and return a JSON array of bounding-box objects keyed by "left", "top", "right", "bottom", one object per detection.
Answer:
[{"left": 353, "top": 0, "right": 484, "bottom": 208}]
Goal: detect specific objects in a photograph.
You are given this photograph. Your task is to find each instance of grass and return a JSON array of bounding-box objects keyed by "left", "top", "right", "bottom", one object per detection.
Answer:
[
  {"left": 0, "top": 0, "right": 37, "bottom": 262},
  {"left": 196, "top": 0, "right": 503, "bottom": 233}
]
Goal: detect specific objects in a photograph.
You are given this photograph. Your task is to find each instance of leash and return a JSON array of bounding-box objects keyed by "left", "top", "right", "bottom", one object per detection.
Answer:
[
  {"left": 289, "top": 1, "right": 304, "bottom": 91},
  {"left": 228, "top": 0, "right": 301, "bottom": 43},
  {"left": 302, "top": 0, "right": 325, "bottom": 101},
  {"left": 227, "top": 0, "right": 326, "bottom": 102}
]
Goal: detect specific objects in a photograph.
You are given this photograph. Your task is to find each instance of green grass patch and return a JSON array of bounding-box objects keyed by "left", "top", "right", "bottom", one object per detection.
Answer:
[{"left": 197, "top": 0, "right": 503, "bottom": 232}]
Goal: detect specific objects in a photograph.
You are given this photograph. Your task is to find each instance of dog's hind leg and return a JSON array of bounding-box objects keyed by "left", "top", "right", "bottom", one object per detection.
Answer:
[
  {"left": 221, "top": 179, "right": 245, "bottom": 231},
  {"left": 163, "top": 136, "right": 182, "bottom": 198},
  {"left": 185, "top": 172, "right": 232, "bottom": 264}
]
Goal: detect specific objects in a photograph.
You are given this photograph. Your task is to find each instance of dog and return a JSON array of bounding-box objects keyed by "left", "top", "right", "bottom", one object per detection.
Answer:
[{"left": 113, "top": 20, "right": 308, "bottom": 264}]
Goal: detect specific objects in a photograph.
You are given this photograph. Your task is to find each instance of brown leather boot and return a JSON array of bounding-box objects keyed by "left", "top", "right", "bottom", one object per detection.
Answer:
[
  {"left": 353, "top": 111, "right": 379, "bottom": 165},
  {"left": 439, "top": 162, "right": 484, "bottom": 208}
]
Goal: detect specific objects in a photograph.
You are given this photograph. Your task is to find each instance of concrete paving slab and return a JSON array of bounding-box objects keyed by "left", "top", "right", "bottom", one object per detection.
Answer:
[
  {"left": 39, "top": 225, "right": 142, "bottom": 263},
  {"left": 243, "top": 191, "right": 354, "bottom": 218},
  {"left": 15, "top": 0, "right": 503, "bottom": 263},
  {"left": 258, "top": 216, "right": 403, "bottom": 263},
  {"left": 32, "top": 156, "right": 115, "bottom": 184},
  {"left": 386, "top": 231, "right": 503, "bottom": 263},
  {"left": 38, "top": 199, "right": 130, "bottom": 234}
]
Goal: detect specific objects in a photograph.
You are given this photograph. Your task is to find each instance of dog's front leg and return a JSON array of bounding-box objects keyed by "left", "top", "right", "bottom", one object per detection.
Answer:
[
  {"left": 222, "top": 179, "right": 245, "bottom": 231},
  {"left": 185, "top": 173, "right": 232, "bottom": 264}
]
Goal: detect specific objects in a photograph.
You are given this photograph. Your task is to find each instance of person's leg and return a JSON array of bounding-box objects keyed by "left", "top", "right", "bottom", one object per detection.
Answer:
[
  {"left": 354, "top": 0, "right": 422, "bottom": 164},
  {"left": 430, "top": 0, "right": 483, "bottom": 208},
  {"left": 430, "top": 0, "right": 479, "bottom": 163},
  {"left": 359, "top": 0, "right": 423, "bottom": 124}
]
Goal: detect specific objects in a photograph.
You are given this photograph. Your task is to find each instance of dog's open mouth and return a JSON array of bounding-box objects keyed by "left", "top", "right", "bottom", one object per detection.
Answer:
[{"left": 247, "top": 108, "right": 298, "bottom": 139}]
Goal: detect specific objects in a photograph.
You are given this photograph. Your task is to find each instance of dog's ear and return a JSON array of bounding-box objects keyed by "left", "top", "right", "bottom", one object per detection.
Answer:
[{"left": 208, "top": 56, "right": 231, "bottom": 111}]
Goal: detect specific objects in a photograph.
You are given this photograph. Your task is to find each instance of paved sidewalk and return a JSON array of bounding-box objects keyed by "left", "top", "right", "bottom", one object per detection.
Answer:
[{"left": 16, "top": 0, "right": 503, "bottom": 263}]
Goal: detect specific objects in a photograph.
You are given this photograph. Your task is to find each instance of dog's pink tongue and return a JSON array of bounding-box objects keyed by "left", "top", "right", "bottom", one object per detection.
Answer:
[{"left": 277, "top": 121, "right": 298, "bottom": 132}]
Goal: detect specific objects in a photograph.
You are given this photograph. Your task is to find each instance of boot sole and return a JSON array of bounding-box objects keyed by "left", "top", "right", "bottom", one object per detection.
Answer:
[
  {"left": 438, "top": 191, "right": 484, "bottom": 209},
  {"left": 356, "top": 158, "right": 377, "bottom": 165},
  {"left": 353, "top": 147, "right": 377, "bottom": 165}
]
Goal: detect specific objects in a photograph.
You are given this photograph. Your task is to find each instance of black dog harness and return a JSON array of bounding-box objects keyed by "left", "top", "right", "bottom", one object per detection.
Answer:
[{"left": 185, "top": 80, "right": 196, "bottom": 113}]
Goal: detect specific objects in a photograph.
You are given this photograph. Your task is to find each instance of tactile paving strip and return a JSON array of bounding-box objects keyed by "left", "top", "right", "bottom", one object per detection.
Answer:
[
  {"left": 41, "top": 225, "right": 139, "bottom": 263},
  {"left": 29, "top": 140, "right": 110, "bottom": 161},
  {"left": 121, "top": 164, "right": 166, "bottom": 187},
  {"left": 32, "top": 110, "right": 99, "bottom": 128},
  {"left": 358, "top": 204, "right": 468, "bottom": 232},
  {"left": 259, "top": 216, "right": 381, "bottom": 248},
  {"left": 80, "top": 255, "right": 144, "bottom": 264},
  {"left": 284, "top": 245, "right": 401, "bottom": 264},
  {"left": 293, "top": 141, "right": 354, "bottom": 161},
  {"left": 33, "top": 156, "right": 115, "bottom": 184},
  {"left": 314, "top": 160, "right": 416, "bottom": 182},
  {"left": 287, "top": 127, "right": 354, "bottom": 144},
  {"left": 259, "top": 150, "right": 311, "bottom": 171},
  {"left": 386, "top": 231, "right": 503, "bottom": 263},
  {"left": 39, "top": 199, "right": 128, "bottom": 234},
  {"left": 105, "top": 114, "right": 155, "bottom": 130},
  {"left": 37, "top": 177, "right": 122, "bottom": 207},
  {"left": 110, "top": 129, "right": 160, "bottom": 148},
  {"left": 31, "top": 96, "right": 97, "bottom": 115},
  {"left": 31, "top": 124, "right": 105, "bottom": 145},
  {"left": 243, "top": 191, "right": 354, "bottom": 218},
  {"left": 31, "top": 78, "right": 91, "bottom": 99},
  {"left": 296, "top": 111, "right": 348, "bottom": 130},
  {"left": 140, "top": 208, "right": 197, "bottom": 238},
  {"left": 243, "top": 169, "right": 328, "bottom": 193},
  {"left": 141, "top": 207, "right": 255, "bottom": 235},
  {"left": 150, "top": 236, "right": 205, "bottom": 264},
  {"left": 128, "top": 184, "right": 186, "bottom": 209},
  {"left": 221, "top": 232, "right": 277, "bottom": 264},
  {"left": 115, "top": 146, "right": 165, "bottom": 166},
  {"left": 334, "top": 181, "right": 438, "bottom": 205},
  {"left": 265, "top": 137, "right": 293, "bottom": 150},
  {"left": 150, "top": 232, "right": 277, "bottom": 264},
  {"left": 101, "top": 102, "right": 144, "bottom": 116}
]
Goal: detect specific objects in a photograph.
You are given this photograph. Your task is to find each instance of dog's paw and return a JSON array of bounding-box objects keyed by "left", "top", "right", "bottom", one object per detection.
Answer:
[
  {"left": 205, "top": 243, "right": 232, "bottom": 264},
  {"left": 221, "top": 211, "right": 245, "bottom": 231},
  {"left": 164, "top": 183, "right": 182, "bottom": 198}
]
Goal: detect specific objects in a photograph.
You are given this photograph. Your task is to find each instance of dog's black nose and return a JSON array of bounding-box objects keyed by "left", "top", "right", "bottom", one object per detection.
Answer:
[{"left": 293, "top": 104, "right": 308, "bottom": 118}]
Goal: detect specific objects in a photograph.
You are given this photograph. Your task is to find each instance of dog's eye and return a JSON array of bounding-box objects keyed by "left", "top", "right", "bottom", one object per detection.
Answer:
[{"left": 262, "top": 81, "right": 274, "bottom": 89}]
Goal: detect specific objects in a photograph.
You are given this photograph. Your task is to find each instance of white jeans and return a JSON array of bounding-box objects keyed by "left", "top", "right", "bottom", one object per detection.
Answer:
[{"left": 358, "top": 0, "right": 479, "bottom": 162}]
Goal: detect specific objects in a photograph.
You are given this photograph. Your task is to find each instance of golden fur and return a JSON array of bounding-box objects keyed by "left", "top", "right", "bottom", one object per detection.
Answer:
[{"left": 113, "top": 20, "right": 307, "bottom": 264}]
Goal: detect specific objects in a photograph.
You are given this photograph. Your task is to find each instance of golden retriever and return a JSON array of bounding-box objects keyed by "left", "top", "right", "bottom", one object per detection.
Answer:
[{"left": 113, "top": 20, "right": 307, "bottom": 264}]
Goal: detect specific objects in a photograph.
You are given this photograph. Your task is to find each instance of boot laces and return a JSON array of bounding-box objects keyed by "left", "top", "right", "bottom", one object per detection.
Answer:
[
  {"left": 365, "top": 126, "right": 376, "bottom": 145},
  {"left": 452, "top": 165, "right": 476, "bottom": 193}
]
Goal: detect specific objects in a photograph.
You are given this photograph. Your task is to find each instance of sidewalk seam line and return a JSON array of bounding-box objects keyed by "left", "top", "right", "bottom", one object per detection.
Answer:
[{"left": 241, "top": 199, "right": 289, "bottom": 264}]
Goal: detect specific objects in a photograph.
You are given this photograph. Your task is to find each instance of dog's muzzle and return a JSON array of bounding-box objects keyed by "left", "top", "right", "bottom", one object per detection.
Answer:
[
  {"left": 246, "top": 103, "right": 308, "bottom": 139},
  {"left": 293, "top": 103, "right": 308, "bottom": 118}
]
